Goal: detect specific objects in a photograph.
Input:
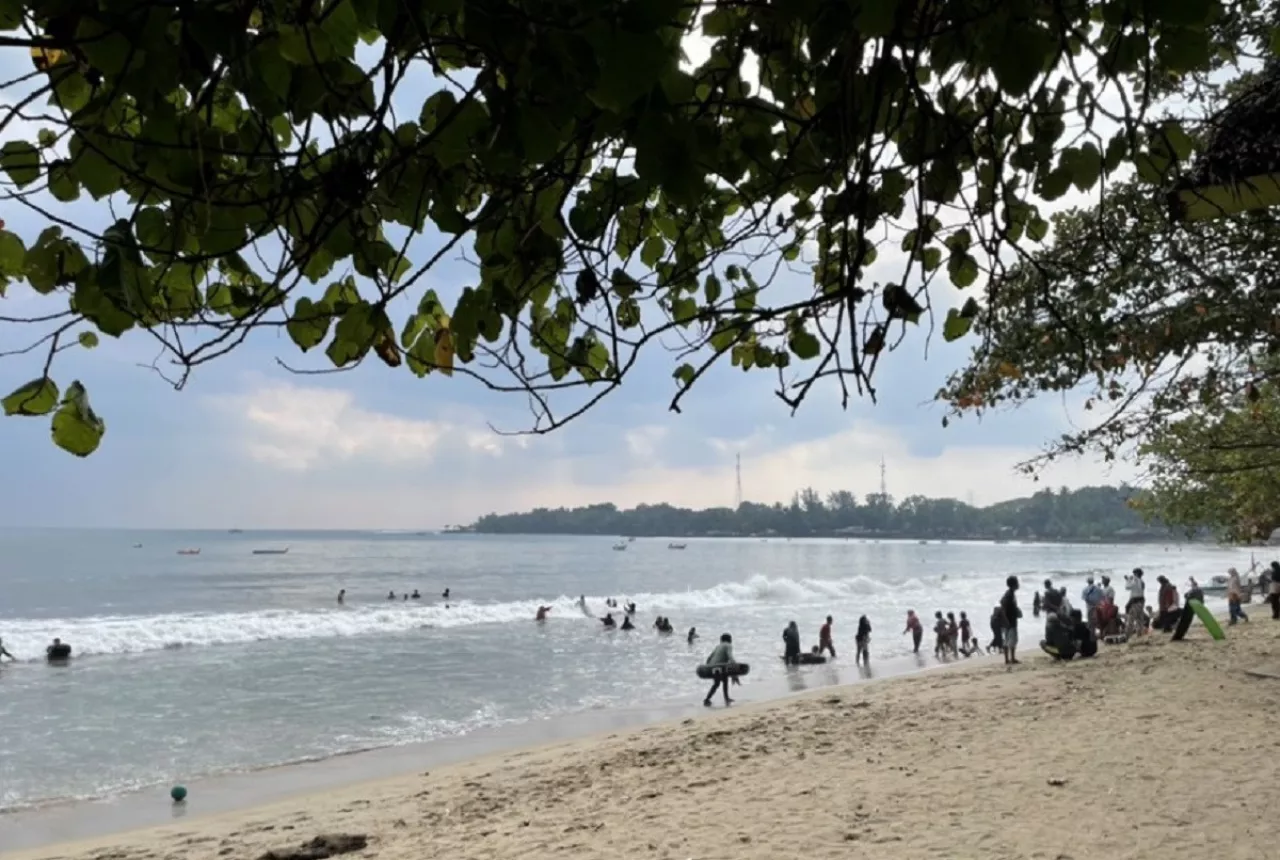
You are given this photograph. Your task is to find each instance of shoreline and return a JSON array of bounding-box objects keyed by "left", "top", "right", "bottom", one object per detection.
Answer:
[
  {"left": 0, "top": 651, "right": 964, "bottom": 852},
  {"left": 10, "top": 617, "right": 1276, "bottom": 860}
]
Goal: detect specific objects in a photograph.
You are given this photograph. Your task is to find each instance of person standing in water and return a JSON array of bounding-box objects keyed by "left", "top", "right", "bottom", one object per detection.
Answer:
[
  {"left": 782, "top": 621, "right": 801, "bottom": 665},
  {"left": 441, "top": 588, "right": 451, "bottom": 600},
  {"left": 0, "top": 637, "right": 15, "bottom": 661},
  {"left": 855, "top": 615, "right": 871, "bottom": 665},
  {"left": 535, "top": 605, "right": 551, "bottom": 621},
  {"left": 818, "top": 615, "right": 836, "bottom": 659},
  {"left": 687, "top": 627, "right": 698, "bottom": 644},
  {"left": 903, "top": 610, "right": 923, "bottom": 653},
  {"left": 702, "top": 633, "right": 736, "bottom": 707},
  {"left": 337, "top": 589, "right": 345, "bottom": 604}
]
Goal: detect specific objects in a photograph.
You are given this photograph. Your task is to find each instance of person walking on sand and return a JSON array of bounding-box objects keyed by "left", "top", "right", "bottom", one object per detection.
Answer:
[
  {"left": 1226, "top": 568, "right": 1249, "bottom": 625},
  {"left": 855, "top": 615, "right": 871, "bottom": 665},
  {"left": 1001, "top": 575, "right": 1022, "bottom": 665},
  {"left": 818, "top": 615, "right": 836, "bottom": 659},
  {"left": 903, "top": 610, "right": 923, "bottom": 653},
  {"left": 702, "top": 633, "right": 736, "bottom": 707}
]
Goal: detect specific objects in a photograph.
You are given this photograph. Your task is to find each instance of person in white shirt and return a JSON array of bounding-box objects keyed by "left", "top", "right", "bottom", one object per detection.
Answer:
[
  {"left": 1100, "top": 576, "right": 1116, "bottom": 603},
  {"left": 1125, "top": 568, "right": 1146, "bottom": 613}
]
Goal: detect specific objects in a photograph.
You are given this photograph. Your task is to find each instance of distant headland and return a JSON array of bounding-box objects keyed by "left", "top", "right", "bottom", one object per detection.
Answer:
[{"left": 464, "top": 485, "right": 1185, "bottom": 543}]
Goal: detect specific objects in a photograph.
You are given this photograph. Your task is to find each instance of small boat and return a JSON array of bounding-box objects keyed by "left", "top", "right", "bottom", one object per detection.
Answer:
[
  {"left": 612, "top": 542, "right": 628, "bottom": 551},
  {"left": 177, "top": 548, "right": 201, "bottom": 556},
  {"left": 668, "top": 543, "right": 687, "bottom": 550},
  {"left": 228, "top": 528, "right": 244, "bottom": 534},
  {"left": 132, "top": 543, "right": 142, "bottom": 549},
  {"left": 251, "top": 548, "right": 289, "bottom": 555}
]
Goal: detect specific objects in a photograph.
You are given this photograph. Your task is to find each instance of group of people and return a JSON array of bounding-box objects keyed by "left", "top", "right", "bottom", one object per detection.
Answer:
[
  {"left": 781, "top": 615, "right": 872, "bottom": 666},
  {"left": 0, "top": 637, "right": 73, "bottom": 663},
  {"left": 335, "top": 588, "right": 451, "bottom": 605}
]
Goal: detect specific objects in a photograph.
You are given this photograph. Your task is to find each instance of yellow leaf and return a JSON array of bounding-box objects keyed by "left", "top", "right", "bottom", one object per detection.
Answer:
[
  {"left": 31, "top": 46, "right": 66, "bottom": 72},
  {"left": 433, "top": 329, "right": 455, "bottom": 376},
  {"left": 996, "top": 361, "right": 1022, "bottom": 380}
]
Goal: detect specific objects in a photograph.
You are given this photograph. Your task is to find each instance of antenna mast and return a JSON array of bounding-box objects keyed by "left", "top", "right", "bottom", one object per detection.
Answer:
[
  {"left": 735, "top": 453, "right": 743, "bottom": 509},
  {"left": 879, "top": 456, "right": 887, "bottom": 499}
]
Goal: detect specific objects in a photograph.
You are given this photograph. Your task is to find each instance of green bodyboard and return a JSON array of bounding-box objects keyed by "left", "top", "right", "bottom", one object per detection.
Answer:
[{"left": 1189, "top": 600, "right": 1225, "bottom": 641}]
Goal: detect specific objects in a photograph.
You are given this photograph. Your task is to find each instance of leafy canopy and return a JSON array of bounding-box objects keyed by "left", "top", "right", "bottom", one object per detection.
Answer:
[
  {"left": 1133, "top": 376, "right": 1280, "bottom": 542},
  {"left": 940, "top": 161, "right": 1280, "bottom": 464},
  {"left": 0, "top": 0, "right": 1267, "bottom": 456}
]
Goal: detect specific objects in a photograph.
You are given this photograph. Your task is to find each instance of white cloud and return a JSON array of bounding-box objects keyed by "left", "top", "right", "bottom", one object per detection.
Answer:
[
  {"left": 215, "top": 380, "right": 509, "bottom": 471},
  {"left": 623, "top": 424, "right": 668, "bottom": 458}
]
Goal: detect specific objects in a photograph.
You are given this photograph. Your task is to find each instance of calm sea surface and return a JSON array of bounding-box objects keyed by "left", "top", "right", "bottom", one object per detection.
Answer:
[{"left": 0, "top": 530, "right": 1257, "bottom": 811}]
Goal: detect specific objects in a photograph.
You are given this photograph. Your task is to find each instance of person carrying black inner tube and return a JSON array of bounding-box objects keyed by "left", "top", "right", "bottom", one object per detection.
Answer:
[
  {"left": 782, "top": 621, "right": 801, "bottom": 665},
  {"left": 702, "top": 633, "right": 736, "bottom": 707}
]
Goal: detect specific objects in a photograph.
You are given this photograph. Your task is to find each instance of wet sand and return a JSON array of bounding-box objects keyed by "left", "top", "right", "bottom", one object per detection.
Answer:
[{"left": 11, "top": 619, "right": 1280, "bottom": 860}]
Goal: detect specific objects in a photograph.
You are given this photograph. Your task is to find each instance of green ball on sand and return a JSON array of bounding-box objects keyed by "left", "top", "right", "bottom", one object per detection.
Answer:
[{"left": 170, "top": 785, "right": 187, "bottom": 802}]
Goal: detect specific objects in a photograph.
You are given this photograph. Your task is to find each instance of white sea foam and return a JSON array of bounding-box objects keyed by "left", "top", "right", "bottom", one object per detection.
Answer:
[{"left": 0, "top": 568, "right": 1126, "bottom": 662}]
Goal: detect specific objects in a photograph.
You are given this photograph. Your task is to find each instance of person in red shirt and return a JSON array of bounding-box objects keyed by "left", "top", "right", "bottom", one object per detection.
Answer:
[{"left": 819, "top": 615, "right": 836, "bottom": 658}]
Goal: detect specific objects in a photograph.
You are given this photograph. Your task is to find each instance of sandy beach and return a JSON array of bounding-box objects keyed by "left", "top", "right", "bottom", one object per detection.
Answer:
[{"left": 12, "top": 618, "right": 1280, "bottom": 860}]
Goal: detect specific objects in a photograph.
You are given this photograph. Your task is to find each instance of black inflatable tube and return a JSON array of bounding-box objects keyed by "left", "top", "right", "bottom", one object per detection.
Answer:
[
  {"left": 696, "top": 662, "right": 750, "bottom": 679},
  {"left": 47, "top": 645, "right": 71, "bottom": 660}
]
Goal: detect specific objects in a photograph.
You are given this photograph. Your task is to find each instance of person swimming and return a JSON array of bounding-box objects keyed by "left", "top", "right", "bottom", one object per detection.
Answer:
[
  {"left": 387, "top": 591, "right": 396, "bottom": 600},
  {"left": 625, "top": 601, "right": 637, "bottom": 615},
  {"left": 46, "top": 638, "right": 71, "bottom": 661},
  {"left": 687, "top": 627, "right": 698, "bottom": 644},
  {"left": 535, "top": 605, "right": 551, "bottom": 621},
  {"left": 442, "top": 588, "right": 450, "bottom": 600},
  {"left": 601, "top": 613, "right": 617, "bottom": 629},
  {"left": 411, "top": 590, "right": 421, "bottom": 599},
  {"left": 337, "top": 589, "right": 345, "bottom": 605}
]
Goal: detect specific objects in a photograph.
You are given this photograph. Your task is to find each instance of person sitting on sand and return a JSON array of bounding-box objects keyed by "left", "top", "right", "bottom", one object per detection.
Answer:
[
  {"left": 687, "top": 627, "right": 698, "bottom": 644},
  {"left": 535, "top": 605, "right": 551, "bottom": 621},
  {"left": 601, "top": 613, "right": 617, "bottom": 629},
  {"left": 783, "top": 621, "right": 802, "bottom": 665},
  {"left": 1070, "top": 609, "right": 1097, "bottom": 659},
  {"left": 1039, "top": 613, "right": 1077, "bottom": 661},
  {"left": 855, "top": 615, "right": 871, "bottom": 665},
  {"left": 987, "top": 605, "right": 1005, "bottom": 654},
  {"left": 819, "top": 615, "right": 836, "bottom": 659},
  {"left": 903, "top": 611, "right": 923, "bottom": 654},
  {"left": 620, "top": 615, "right": 635, "bottom": 631},
  {"left": 702, "top": 633, "right": 736, "bottom": 707}
]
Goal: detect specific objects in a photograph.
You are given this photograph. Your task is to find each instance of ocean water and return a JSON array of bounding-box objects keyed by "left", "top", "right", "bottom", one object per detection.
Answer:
[{"left": 0, "top": 530, "right": 1257, "bottom": 812}]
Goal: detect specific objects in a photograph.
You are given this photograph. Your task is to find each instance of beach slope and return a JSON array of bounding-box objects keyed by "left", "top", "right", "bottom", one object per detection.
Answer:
[{"left": 15, "top": 622, "right": 1280, "bottom": 860}]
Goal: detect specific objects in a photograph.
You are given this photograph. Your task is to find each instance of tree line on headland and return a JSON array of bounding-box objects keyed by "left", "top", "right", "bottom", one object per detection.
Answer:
[{"left": 466, "top": 485, "right": 1178, "bottom": 542}]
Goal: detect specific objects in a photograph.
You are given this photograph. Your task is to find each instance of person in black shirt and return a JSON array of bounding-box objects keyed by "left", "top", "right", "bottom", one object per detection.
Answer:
[
  {"left": 1000, "top": 575, "right": 1022, "bottom": 665},
  {"left": 855, "top": 615, "right": 872, "bottom": 665}
]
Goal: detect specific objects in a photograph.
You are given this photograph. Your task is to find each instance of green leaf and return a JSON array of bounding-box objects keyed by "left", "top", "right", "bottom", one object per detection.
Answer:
[
  {"left": 0, "top": 229, "right": 26, "bottom": 277},
  {"left": 640, "top": 235, "right": 665, "bottom": 268},
  {"left": 789, "top": 329, "right": 821, "bottom": 360},
  {"left": 78, "top": 331, "right": 99, "bottom": 349},
  {"left": 37, "top": 129, "right": 57, "bottom": 148},
  {"left": 287, "top": 297, "right": 331, "bottom": 351},
  {"left": 942, "top": 308, "right": 974, "bottom": 342},
  {"left": 51, "top": 381, "right": 105, "bottom": 457},
  {"left": 948, "top": 253, "right": 980, "bottom": 288},
  {"left": 673, "top": 363, "right": 696, "bottom": 386},
  {"left": 990, "top": 26, "right": 1050, "bottom": 97},
  {"left": 588, "top": 32, "right": 670, "bottom": 112},
  {"left": 1, "top": 140, "right": 40, "bottom": 187},
  {"left": 278, "top": 26, "right": 334, "bottom": 65},
  {"left": 3, "top": 378, "right": 59, "bottom": 416}
]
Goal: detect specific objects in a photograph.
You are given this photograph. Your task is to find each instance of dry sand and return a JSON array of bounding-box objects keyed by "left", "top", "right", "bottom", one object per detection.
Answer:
[{"left": 14, "top": 619, "right": 1280, "bottom": 860}]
